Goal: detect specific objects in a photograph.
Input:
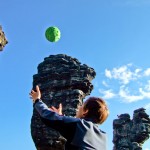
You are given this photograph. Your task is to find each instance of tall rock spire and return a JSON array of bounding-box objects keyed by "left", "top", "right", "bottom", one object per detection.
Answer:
[{"left": 31, "top": 54, "right": 96, "bottom": 150}]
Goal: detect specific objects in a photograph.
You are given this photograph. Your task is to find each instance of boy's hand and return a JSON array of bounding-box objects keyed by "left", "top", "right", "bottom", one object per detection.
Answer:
[
  {"left": 30, "top": 85, "right": 41, "bottom": 102},
  {"left": 49, "top": 103, "right": 63, "bottom": 115}
]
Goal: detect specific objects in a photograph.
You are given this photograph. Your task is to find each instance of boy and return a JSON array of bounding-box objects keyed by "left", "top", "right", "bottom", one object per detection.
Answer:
[{"left": 30, "top": 86, "right": 109, "bottom": 150}]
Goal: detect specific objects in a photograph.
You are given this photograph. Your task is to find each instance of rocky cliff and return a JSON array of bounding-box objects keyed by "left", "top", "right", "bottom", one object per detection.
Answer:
[
  {"left": 31, "top": 54, "right": 96, "bottom": 150},
  {"left": 0, "top": 26, "right": 8, "bottom": 51},
  {"left": 113, "top": 108, "right": 150, "bottom": 150}
]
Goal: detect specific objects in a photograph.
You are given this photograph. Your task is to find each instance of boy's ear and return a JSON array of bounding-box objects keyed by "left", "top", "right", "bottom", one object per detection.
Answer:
[{"left": 83, "top": 109, "right": 89, "bottom": 116}]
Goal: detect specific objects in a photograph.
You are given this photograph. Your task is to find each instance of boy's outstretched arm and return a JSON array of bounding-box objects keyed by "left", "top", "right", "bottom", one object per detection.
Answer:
[
  {"left": 29, "top": 85, "right": 79, "bottom": 142},
  {"left": 29, "top": 85, "right": 64, "bottom": 119},
  {"left": 29, "top": 85, "right": 62, "bottom": 115}
]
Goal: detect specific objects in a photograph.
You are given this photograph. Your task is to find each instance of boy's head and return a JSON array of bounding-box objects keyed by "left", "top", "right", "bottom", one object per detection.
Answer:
[{"left": 76, "top": 97, "right": 109, "bottom": 124}]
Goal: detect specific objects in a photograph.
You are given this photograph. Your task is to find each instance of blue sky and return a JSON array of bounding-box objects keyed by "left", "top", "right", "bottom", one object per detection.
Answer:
[{"left": 0, "top": 0, "right": 150, "bottom": 149}]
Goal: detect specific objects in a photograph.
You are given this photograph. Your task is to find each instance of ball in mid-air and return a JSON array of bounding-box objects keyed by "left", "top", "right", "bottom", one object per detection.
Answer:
[{"left": 45, "top": 26, "right": 61, "bottom": 42}]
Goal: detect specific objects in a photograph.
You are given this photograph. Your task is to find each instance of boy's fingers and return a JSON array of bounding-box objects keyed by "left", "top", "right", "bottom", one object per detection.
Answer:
[
  {"left": 59, "top": 103, "right": 62, "bottom": 110},
  {"left": 50, "top": 106, "right": 54, "bottom": 110},
  {"left": 29, "top": 93, "right": 33, "bottom": 96},
  {"left": 36, "top": 85, "right": 40, "bottom": 92},
  {"left": 49, "top": 108, "right": 54, "bottom": 111},
  {"left": 51, "top": 106, "right": 57, "bottom": 111},
  {"left": 31, "top": 90, "right": 35, "bottom": 94},
  {"left": 59, "top": 103, "right": 62, "bottom": 108}
]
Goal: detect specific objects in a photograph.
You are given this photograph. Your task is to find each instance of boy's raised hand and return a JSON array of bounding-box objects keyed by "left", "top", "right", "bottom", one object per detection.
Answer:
[
  {"left": 30, "top": 86, "right": 62, "bottom": 115},
  {"left": 30, "top": 85, "right": 41, "bottom": 102},
  {"left": 49, "top": 103, "right": 63, "bottom": 115}
]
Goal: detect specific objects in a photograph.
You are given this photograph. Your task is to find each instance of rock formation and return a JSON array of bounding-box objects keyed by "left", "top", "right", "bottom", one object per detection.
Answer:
[
  {"left": 0, "top": 26, "right": 8, "bottom": 51},
  {"left": 31, "top": 54, "right": 96, "bottom": 150},
  {"left": 113, "top": 108, "right": 150, "bottom": 150}
]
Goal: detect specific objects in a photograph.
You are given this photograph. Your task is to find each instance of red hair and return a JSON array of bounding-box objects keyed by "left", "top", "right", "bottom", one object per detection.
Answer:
[{"left": 83, "top": 97, "right": 109, "bottom": 124}]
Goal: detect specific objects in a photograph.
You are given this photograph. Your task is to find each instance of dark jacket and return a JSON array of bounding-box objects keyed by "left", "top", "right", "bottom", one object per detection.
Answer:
[{"left": 34, "top": 99, "right": 107, "bottom": 150}]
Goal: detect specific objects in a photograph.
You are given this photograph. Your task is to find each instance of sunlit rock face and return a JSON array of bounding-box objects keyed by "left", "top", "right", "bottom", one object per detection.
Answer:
[
  {"left": 113, "top": 108, "right": 150, "bottom": 150},
  {"left": 0, "top": 26, "right": 8, "bottom": 51},
  {"left": 31, "top": 54, "right": 96, "bottom": 150}
]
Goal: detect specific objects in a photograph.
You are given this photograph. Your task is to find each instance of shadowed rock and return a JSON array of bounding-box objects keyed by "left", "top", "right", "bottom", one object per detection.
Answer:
[
  {"left": 113, "top": 108, "right": 150, "bottom": 150},
  {"left": 0, "top": 26, "right": 8, "bottom": 51},
  {"left": 31, "top": 54, "right": 96, "bottom": 150}
]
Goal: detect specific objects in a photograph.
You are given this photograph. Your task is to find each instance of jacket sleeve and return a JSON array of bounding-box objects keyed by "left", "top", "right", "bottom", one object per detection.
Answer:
[
  {"left": 34, "top": 99, "right": 64, "bottom": 121},
  {"left": 34, "top": 99, "right": 78, "bottom": 141}
]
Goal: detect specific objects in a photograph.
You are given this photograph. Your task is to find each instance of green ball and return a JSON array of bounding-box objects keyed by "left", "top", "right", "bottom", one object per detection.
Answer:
[{"left": 45, "top": 26, "right": 61, "bottom": 42}]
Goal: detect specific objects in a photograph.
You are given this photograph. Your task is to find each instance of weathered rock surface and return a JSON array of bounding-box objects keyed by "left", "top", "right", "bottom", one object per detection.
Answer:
[
  {"left": 113, "top": 108, "right": 150, "bottom": 150},
  {"left": 31, "top": 54, "right": 96, "bottom": 150},
  {"left": 0, "top": 26, "right": 8, "bottom": 51}
]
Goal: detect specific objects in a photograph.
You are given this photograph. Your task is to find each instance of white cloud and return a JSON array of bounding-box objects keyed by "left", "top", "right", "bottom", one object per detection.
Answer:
[
  {"left": 139, "top": 88, "right": 150, "bottom": 98},
  {"left": 119, "top": 87, "right": 144, "bottom": 103},
  {"left": 99, "top": 64, "right": 150, "bottom": 103},
  {"left": 102, "top": 81, "right": 108, "bottom": 87},
  {"left": 135, "top": 68, "right": 142, "bottom": 74},
  {"left": 104, "top": 64, "right": 141, "bottom": 85},
  {"left": 105, "top": 69, "right": 112, "bottom": 78},
  {"left": 99, "top": 89, "right": 116, "bottom": 99},
  {"left": 144, "top": 68, "right": 150, "bottom": 76}
]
